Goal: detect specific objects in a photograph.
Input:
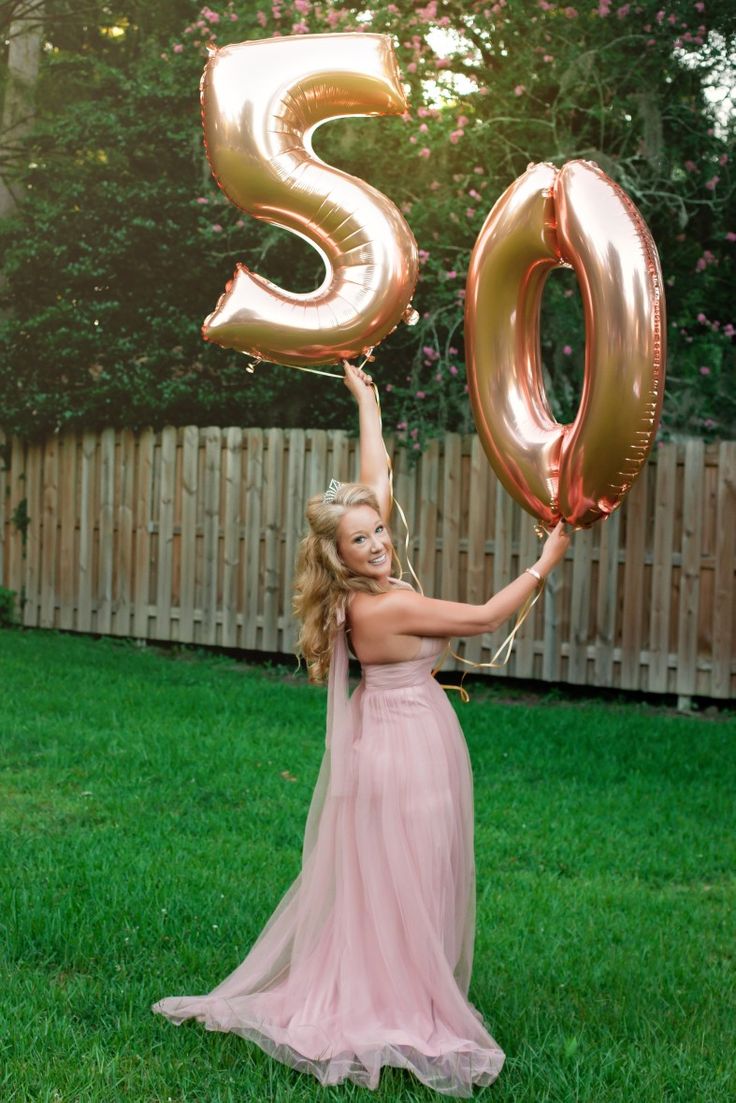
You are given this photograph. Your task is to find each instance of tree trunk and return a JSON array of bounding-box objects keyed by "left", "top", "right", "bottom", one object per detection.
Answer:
[{"left": 0, "top": 2, "right": 45, "bottom": 219}]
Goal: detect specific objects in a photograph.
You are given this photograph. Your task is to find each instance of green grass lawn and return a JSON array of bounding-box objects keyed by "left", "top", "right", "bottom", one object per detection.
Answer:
[{"left": 1, "top": 628, "right": 734, "bottom": 1103}]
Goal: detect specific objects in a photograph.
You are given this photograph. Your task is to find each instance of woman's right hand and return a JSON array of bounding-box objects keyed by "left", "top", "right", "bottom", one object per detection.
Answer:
[
  {"left": 536, "top": 520, "right": 571, "bottom": 577},
  {"left": 342, "top": 359, "right": 375, "bottom": 404}
]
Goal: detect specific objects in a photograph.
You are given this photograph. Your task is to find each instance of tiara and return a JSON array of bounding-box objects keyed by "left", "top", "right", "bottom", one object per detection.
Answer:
[{"left": 323, "top": 478, "right": 342, "bottom": 503}]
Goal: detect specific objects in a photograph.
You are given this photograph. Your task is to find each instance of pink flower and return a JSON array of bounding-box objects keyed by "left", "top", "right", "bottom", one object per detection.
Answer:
[
  {"left": 196, "top": 196, "right": 209, "bottom": 204},
  {"left": 449, "top": 129, "right": 464, "bottom": 143},
  {"left": 397, "top": 420, "right": 407, "bottom": 430},
  {"left": 202, "top": 7, "right": 220, "bottom": 24},
  {"left": 597, "top": 0, "right": 611, "bottom": 14},
  {"left": 419, "top": 147, "right": 431, "bottom": 159},
  {"left": 563, "top": 6, "right": 578, "bottom": 17},
  {"left": 456, "top": 114, "right": 469, "bottom": 127},
  {"left": 292, "top": 20, "right": 309, "bottom": 33},
  {"left": 684, "top": 160, "right": 698, "bottom": 172},
  {"left": 211, "top": 223, "right": 223, "bottom": 233},
  {"left": 230, "top": 11, "right": 237, "bottom": 19},
  {"left": 473, "top": 166, "right": 484, "bottom": 174},
  {"left": 406, "top": 61, "right": 417, "bottom": 73},
  {"left": 449, "top": 364, "right": 459, "bottom": 375},
  {"left": 418, "top": 123, "right": 428, "bottom": 133},
  {"left": 705, "top": 175, "right": 720, "bottom": 190},
  {"left": 435, "top": 57, "right": 450, "bottom": 69},
  {"left": 294, "top": 0, "right": 311, "bottom": 11},
  {"left": 423, "top": 346, "right": 440, "bottom": 360},
  {"left": 444, "top": 270, "right": 457, "bottom": 280},
  {"left": 699, "top": 365, "right": 711, "bottom": 375},
  {"left": 655, "top": 9, "right": 665, "bottom": 22},
  {"left": 694, "top": 1, "right": 704, "bottom": 9},
  {"left": 697, "top": 312, "right": 707, "bottom": 323},
  {"left": 563, "top": 344, "right": 573, "bottom": 355},
  {"left": 466, "top": 208, "right": 476, "bottom": 219},
  {"left": 418, "top": 249, "right": 430, "bottom": 264},
  {"left": 723, "top": 323, "right": 735, "bottom": 338},
  {"left": 256, "top": 10, "right": 267, "bottom": 26},
  {"left": 468, "top": 188, "right": 481, "bottom": 200},
  {"left": 172, "top": 43, "right": 184, "bottom": 53},
  {"left": 416, "top": 390, "right": 426, "bottom": 399},
  {"left": 514, "top": 84, "right": 526, "bottom": 96},
  {"left": 413, "top": 442, "right": 421, "bottom": 451},
  {"left": 725, "top": 232, "right": 736, "bottom": 242},
  {"left": 616, "top": 3, "right": 629, "bottom": 16},
  {"left": 543, "top": 53, "right": 554, "bottom": 62},
  {"left": 387, "top": 3, "right": 399, "bottom": 11},
  {"left": 386, "top": 383, "right": 393, "bottom": 392}
]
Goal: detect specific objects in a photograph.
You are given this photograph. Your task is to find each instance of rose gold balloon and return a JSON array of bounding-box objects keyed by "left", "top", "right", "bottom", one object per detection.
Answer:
[
  {"left": 465, "top": 160, "right": 666, "bottom": 529},
  {"left": 200, "top": 33, "right": 418, "bottom": 369}
]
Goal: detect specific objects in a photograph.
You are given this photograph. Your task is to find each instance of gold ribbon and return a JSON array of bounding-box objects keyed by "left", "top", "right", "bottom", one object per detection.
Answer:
[{"left": 431, "top": 579, "right": 544, "bottom": 702}]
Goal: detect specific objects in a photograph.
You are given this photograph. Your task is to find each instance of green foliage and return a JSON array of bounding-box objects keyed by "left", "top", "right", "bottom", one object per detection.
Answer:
[
  {"left": 0, "top": 586, "right": 18, "bottom": 626},
  {"left": 0, "top": 0, "right": 734, "bottom": 445}
]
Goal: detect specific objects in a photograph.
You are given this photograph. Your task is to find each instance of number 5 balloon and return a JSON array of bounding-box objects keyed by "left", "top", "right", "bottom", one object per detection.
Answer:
[
  {"left": 465, "top": 160, "right": 666, "bottom": 529},
  {"left": 200, "top": 33, "right": 419, "bottom": 369}
]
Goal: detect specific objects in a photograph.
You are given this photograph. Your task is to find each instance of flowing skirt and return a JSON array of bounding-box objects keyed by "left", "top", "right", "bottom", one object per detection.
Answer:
[{"left": 152, "top": 640, "right": 505, "bottom": 1097}]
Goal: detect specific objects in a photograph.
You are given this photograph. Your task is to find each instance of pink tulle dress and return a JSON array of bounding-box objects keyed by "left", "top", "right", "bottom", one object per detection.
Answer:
[{"left": 152, "top": 579, "right": 506, "bottom": 1097}]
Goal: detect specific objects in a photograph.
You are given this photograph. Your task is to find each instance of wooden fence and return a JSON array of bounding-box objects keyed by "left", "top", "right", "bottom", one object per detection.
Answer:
[{"left": 0, "top": 427, "right": 734, "bottom": 702}]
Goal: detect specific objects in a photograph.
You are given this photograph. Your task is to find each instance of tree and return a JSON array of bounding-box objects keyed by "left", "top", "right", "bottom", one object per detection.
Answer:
[{"left": 0, "top": 0, "right": 733, "bottom": 444}]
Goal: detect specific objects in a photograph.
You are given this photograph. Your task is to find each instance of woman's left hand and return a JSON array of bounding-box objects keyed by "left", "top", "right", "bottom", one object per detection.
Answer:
[{"left": 342, "top": 359, "right": 375, "bottom": 403}]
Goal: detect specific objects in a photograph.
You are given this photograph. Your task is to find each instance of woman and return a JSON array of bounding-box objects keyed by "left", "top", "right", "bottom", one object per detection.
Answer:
[{"left": 152, "top": 363, "right": 570, "bottom": 1097}]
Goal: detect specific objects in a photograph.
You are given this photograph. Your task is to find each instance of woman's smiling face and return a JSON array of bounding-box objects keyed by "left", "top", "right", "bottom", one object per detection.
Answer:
[{"left": 336, "top": 505, "right": 393, "bottom": 581}]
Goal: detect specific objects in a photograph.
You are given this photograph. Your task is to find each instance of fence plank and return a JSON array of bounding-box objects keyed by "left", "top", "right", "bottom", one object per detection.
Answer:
[
  {"left": 712, "top": 441, "right": 736, "bottom": 698},
  {"left": 620, "top": 469, "right": 649, "bottom": 689},
  {"left": 201, "top": 427, "right": 221, "bottom": 647},
  {"left": 490, "top": 484, "right": 514, "bottom": 678},
  {"left": 78, "top": 432, "right": 97, "bottom": 634},
  {"left": 5, "top": 438, "right": 25, "bottom": 608},
  {"left": 23, "top": 440, "right": 43, "bottom": 628},
  {"left": 242, "top": 428, "right": 264, "bottom": 650},
  {"left": 417, "top": 438, "right": 439, "bottom": 596},
  {"left": 262, "top": 428, "right": 283, "bottom": 653},
  {"left": 464, "top": 436, "right": 489, "bottom": 665},
  {"left": 178, "top": 426, "right": 199, "bottom": 643},
  {"left": 676, "top": 438, "right": 705, "bottom": 700},
  {"left": 40, "top": 438, "right": 59, "bottom": 629},
  {"left": 568, "top": 527, "right": 594, "bottom": 684},
  {"left": 58, "top": 433, "right": 78, "bottom": 632},
  {"left": 221, "top": 427, "right": 242, "bottom": 648},
  {"left": 648, "top": 443, "right": 676, "bottom": 693},
  {"left": 282, "top": 429, "right": 306, "bottom": 655},
  {"left": 96, "top": 428, "right": 116, "bottom": 635},
  {"left": 132, "top": 429, "right": 154, "bottom": 640},
  {"left": 114, "top": 429, "right": 136, "bottom": 638},
  {"left": 594, "top": 510, "right": 621, "bottom": 688}
]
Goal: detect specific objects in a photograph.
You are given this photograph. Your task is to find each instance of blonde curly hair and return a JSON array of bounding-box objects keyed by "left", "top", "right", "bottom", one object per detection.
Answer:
[{"left": 292, "top": 482, "right": 401, "bottom": 684}]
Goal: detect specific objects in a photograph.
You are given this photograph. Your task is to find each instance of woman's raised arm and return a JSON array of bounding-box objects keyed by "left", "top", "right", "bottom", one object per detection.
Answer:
[
  {"left": 343, "top": 360, "right": 392, "bottom": 522},
  {"left": 359, "top": 521, "right": 571, "bottom": 638}
]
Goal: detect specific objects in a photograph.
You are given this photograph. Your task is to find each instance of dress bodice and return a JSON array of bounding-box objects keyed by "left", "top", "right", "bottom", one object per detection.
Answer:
[
  {"left": 348, "top": 577, "right": 448, "bottom": 690},
  {"left": 361, "top": 634, "right": 448, "bottom": 691}
]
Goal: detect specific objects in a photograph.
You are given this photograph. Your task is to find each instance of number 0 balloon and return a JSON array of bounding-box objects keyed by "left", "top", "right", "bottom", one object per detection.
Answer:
[
  {"left": 465, "top": 160, "right": 666, "bottom": 529},
  {"left": 200, "top": 33, "right": 419, "bottom": 369}
]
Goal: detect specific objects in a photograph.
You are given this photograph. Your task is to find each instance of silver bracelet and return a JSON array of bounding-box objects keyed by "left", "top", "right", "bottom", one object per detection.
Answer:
[{"left": 524, "top": 566, "right": 543, "bottom": 585}]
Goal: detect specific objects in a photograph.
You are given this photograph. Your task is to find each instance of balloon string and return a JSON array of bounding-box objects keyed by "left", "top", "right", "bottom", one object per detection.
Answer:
[{"left": 431, "top": 579, "right": 545, "bottom": 702}]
